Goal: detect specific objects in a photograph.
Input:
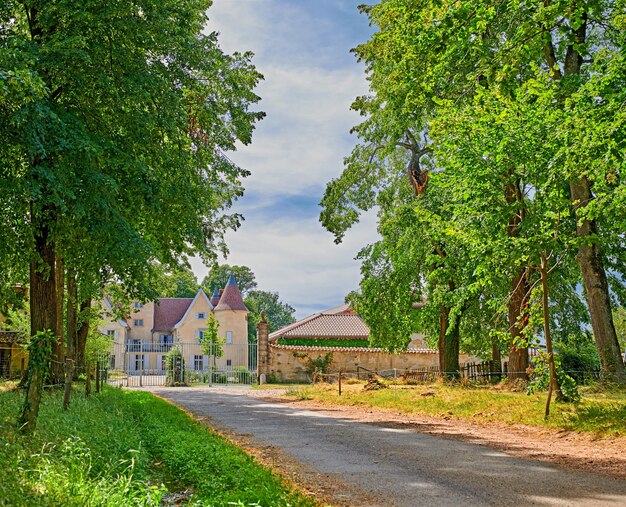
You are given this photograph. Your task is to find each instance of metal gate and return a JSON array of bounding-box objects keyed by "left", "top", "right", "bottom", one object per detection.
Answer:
[{"left": 100, "top": 341, "right": 257, "bottom": 387}]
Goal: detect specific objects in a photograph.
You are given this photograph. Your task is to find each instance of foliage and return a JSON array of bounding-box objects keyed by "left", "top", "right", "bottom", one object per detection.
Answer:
[
  {"left": 4, "top": 305, "right": 30, "bottom": 341},
  {"left": 293, "top": 352, "right": 333, "bottom": 376},
  {"left": 555, "top": 335, "right": 602, "bottom": 385},
  {"left": 202, "top": 264, "right": 257, "bottom": 297},
  {"left": 22, "top": 330, "right": 56, "bottom": 383},
  {"left": 198, "top": 313, "right": 224, "bottom": 359},
  {"left": 201, "top": 264, "right": 296, "bottom": 342},
  {"left": 0, "top": 386, "right": 313, "bottom": 505},
  {"left": 165, "top": 346, "right": 187, "bottom": 386},
  {"left": 277, "top": 338, "right": 370, "bottom": 348},
  {"left": 614, "top": 308, "right": 626, "bottom": 354},
  {"left": 0, "top": 0, "right": 264, "bottom": 354},
  {"left": 245, "top": 290, "right": 296, "bottom": 342},
  {"left": 528, "top": 352, "right": 580, "bottom": 403},
  {"left": 319, "top": 0, "right": 626, "bottom": 383},
  {"left": 155, "top": 264, "right": 200, "bottom": 299}
]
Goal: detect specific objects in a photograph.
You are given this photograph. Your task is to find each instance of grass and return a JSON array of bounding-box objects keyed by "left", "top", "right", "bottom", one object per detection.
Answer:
[
  {"left": 281, "top": 380, "right": 626, "bottom": 437},
  {"left": 0, "top": 383, "right": 316, "bottom": 507}
]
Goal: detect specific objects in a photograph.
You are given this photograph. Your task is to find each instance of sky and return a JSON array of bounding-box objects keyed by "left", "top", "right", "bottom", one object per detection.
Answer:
[{"left": 190, "top": 0, "right": 379, "bottom": 319}]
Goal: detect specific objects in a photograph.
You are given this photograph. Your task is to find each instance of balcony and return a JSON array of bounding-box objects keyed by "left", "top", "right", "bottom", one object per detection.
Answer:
[{"left": 126, "top": 343, "right": 173, "bottom": 353}]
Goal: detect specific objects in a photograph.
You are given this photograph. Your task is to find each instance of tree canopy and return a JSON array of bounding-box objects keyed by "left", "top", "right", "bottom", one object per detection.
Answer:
[
  {"left": 1, "top": 0, "right": 264, "bottom": 430},
  {"left": 321, "top": 0, "right": 626, "bottom": 383}
]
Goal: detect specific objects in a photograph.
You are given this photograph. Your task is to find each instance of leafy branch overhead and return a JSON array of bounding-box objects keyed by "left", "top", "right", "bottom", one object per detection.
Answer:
[{"left": 321, "top": 0, "right": 626, "bottom": 386}]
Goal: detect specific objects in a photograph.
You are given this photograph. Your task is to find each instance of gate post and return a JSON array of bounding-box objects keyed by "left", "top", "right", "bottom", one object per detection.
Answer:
[{"left": 257, "top": 312, "right": 270, "bottom": 383}]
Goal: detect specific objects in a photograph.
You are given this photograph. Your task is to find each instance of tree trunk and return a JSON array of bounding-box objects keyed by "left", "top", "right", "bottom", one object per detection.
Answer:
[
  {"left": 505, "top": 179, "right": 530, "bottom": 380},
  {"left": 540, "top": 255, "right": 562, "bottom": 419},
  {"left": 63, "top": 359, "right": 73, "bottom": 410},
  {"left": 439, "top": 306, "right": 460, "bottom": 379},
  {"left": 545, "top": 13, "right": 625, "bottom": 383},
  {"left": 19, "top": 215, "right": 57, "bottom": 432},
  {"left": 571, "top": 178, "right": 626, "bottom": 383},
  {"left": 75, "top": 298, "right": 91, "bottom": 378},
  {"left": 491, "top": 340, "right": 502, "bottom": 381},
  {"left": 64, "top": 272, "right": 78, "bottom": 406},
  {"left": 507, "top": 269, "right": 530, "bottom": 380},
  {"left": 50, "top": 256, "right": 65, "bottom": 384}
]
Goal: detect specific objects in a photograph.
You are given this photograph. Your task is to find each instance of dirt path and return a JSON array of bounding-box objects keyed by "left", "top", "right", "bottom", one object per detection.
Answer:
[
  {"left": 148, "top": 386, "right": 626, "bottom": 507},
  {"left": 273, "top": 394, "right": 626, "bottom": 481}
]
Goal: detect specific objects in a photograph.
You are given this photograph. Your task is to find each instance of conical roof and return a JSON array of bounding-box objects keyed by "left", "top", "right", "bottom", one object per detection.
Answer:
[
  {"left": 210, "top": 288, "right": 220, "bottom": 307},
  {"left": 214, "top": 275, "right": 248, "bottom": 312}
]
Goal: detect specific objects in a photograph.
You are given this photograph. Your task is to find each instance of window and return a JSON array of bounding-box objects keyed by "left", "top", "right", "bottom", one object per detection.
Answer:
[
  {"left": 194, "top": 355, "right": 204, "bottom": 371},
  {"left": 160, "top": 334, "right": 173, "bottom": 345},
  {"left": 161, "top": 356, "right": 167, "bottom": 371},
  {"left": 133, "top": 301, "right": 143, "bottom": 309},
  {"left": 134, "top": 319, "right": 143, "bottom": 327},
  {"left": 226, "top": 331, "right": 233, "bottom": 344},
  {"left": 106, "top": 330, "right": 115, "bottom": 337},
  {"left": 226, "top": 359, "right": 232, "bottom": 368},
  {"left": 110, "top": 356, "right": 115, "bottom": 369},
  {"left": 134, "top": 354, "right": 144, "bottom": 371},
  {"left": 129, "top": 339, "right": 141, "bottom": 351},
  {"left": 197, "top": 312, "right": 206, "bottom": 319},
  {"left": 197, "top": 330, "right": 204, "bottom": 341}
]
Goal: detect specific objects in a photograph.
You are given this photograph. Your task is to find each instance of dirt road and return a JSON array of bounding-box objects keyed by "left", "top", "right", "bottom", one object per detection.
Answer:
[{"left": 149, "top": 386, "right": 626, "bottom": 506}]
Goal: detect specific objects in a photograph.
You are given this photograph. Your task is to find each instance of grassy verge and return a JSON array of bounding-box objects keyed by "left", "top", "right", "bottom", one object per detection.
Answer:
[
  {"left": 0, "top": 383, "right": 315, "bottom": 507},
  {"left": 279, "top": 381, "right": 626, "bottom": 437}
]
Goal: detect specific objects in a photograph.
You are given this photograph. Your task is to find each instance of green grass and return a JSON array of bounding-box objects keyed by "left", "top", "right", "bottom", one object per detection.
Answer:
[
  {"left": 0, "top": 383, "right": 315, "bottom": 507},
  {"left": 282, "top": 381, "right": 626, "bottom": 437},
  {"left": 276, "top": 338, "right": 371, "bottom": 348}
]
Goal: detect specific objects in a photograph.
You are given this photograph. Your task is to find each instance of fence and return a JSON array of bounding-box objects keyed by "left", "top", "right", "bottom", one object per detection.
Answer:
[
  {"left": 461, "top": 360, "right": 503, "bottom": 382},
  {"left": 99, "top": 341, "right": 257, "bottom": 387}
]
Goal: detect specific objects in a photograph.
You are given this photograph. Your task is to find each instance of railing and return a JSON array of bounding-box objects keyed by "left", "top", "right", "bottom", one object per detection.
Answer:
[{"left": 126, "top": 343, "right": 173, "bottom": 353}]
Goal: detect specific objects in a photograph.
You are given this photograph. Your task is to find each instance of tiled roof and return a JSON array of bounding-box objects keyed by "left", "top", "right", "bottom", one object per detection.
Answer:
[
  {"left": 269, "top": 307, "right": 370, "bottom": 341},
  {"left": 153, "top": 298, "right": 193, "bottom": 331},
  {"left": 0, "top": 331, "right": 21, "bottom": 343},
  {"left": 214, "top": 275, "right": 248, "bottom": 312}
]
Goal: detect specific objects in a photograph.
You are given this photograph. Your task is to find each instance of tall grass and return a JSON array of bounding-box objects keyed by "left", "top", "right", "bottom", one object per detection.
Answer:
[{"left": 0, "top": 384, "right": 314, "bottom": 506}]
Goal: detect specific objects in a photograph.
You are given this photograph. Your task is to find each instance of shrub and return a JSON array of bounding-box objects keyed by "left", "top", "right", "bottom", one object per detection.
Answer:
[
  {"left": 165, "top": 347, "right": 187, "bottom": 386},
  {"left": 527, "top": 351, "right": 580, "bottom": 402}
]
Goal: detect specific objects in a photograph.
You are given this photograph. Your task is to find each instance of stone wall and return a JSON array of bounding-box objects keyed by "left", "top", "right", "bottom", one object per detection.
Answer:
[{"left": 268, "top": 344, "right": 443, "bottom": 382}]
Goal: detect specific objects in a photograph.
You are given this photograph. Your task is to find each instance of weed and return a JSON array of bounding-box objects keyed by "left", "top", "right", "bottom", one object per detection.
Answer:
[{"left": 0, "top": 386, "right": 315, "bottom": 506}]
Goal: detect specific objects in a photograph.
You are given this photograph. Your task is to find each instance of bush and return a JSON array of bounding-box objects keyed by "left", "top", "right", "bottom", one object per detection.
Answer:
[
  {"left": 556, "top": 342, "right": 601, "bottom": 385},
  {"left": 233, "top": 366, "right": 252, "bottom": 383},
  {"left": 527, "top": 351, "right": 580, "bottom": 402},
  {"left": 165, "top": 347, "right": 187, "bottom": 386}
]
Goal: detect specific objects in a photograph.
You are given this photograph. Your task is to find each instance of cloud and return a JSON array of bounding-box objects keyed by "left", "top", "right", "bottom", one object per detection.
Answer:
[{"left": 190, "top": 1, "right": 379, "bottom": 319}]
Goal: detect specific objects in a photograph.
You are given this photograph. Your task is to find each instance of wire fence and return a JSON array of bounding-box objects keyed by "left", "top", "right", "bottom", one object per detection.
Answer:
[{"left": 307, "top": 360, "right": 604, "bottom": 395}]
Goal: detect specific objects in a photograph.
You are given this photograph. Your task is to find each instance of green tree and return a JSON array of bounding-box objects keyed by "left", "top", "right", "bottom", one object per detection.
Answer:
[
  {"left": 321, "top": 0, "right": 626, "bottom": 383},
  {"left": 198, "top": 313, "right": 224, "bottom": 368},
  {"left": 1, "top": 0, "right": 263, "bottom": 431},
  {"left": 201, "top": 264, "right": 257, "bottom": 296},
  {"left": 156, "top": 265, "right": 200, "bottom": 299},
  {"left": 244, "top": 290, "right": 296, "bottom": 342}
]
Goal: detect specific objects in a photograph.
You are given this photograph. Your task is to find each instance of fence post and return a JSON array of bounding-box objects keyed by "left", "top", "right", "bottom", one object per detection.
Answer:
[
  {"left": 139, "top": 341, "right": 143, "bottom": 388},
  {"left": 95, "top": 360, "right": 101, "bottom": 393},
  {"left": 338, "top": 370, "right": 342, "bottom": 396},
  {"left": 63, "top": 358, "right": 73, "bottom": 410},
  {"left": 209, "top": 340, "right": 213, "bottom": 387}
]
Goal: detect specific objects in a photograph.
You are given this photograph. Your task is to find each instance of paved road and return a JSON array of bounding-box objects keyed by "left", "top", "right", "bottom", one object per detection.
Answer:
[{"left": 150, "top": 386, "right": 626, "bottom": 506}]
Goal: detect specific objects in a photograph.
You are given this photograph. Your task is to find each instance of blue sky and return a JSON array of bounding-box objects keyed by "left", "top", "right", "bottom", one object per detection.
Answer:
[{"left": 190, "top": 0, "right": 379, "bottom": 319}]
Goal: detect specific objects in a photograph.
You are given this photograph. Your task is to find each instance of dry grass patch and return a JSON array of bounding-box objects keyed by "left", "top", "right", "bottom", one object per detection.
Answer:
[{"left": 284, "top": 380, "right": 626, "bottom": 437}]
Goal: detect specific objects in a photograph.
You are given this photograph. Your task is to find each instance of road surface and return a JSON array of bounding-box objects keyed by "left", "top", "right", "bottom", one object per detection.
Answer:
[{"left": 149, "top": 386, "right": 626, "bottom": 506}]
